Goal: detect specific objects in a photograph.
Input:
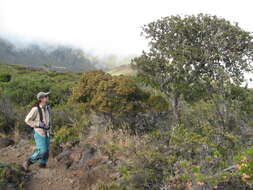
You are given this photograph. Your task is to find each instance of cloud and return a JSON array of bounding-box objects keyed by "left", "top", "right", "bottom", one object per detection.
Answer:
[
  {"left": 0, "top": 0, "right": 252, "bottom": 56},
  {"left": 0, "top": 0, "right": 252, "bottom": 86}
]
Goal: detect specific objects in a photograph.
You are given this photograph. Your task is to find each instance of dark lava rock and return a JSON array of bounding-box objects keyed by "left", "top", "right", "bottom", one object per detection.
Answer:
[{"left": 0, "top": 137, "right": 14, "bottom": 149}]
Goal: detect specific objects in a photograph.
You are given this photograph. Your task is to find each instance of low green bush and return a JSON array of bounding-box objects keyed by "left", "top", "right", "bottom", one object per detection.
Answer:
[
  {"left": 147, "top": 95, "right": 170, "bottom": 112},
  {"left": 0, "top": 74, "right": 11, "bottom": 82},
  {"left": 53, "top": 126, "right": 79, "bottom": 145},
  {"left": 1, "top": 65, "right": 79, "bottom": 106},
  {"left": 235, "top": 148, "right": 253, "bottom": 186},
  {"left": 0, "top": 163, "right": 26, "bottom": 190},
  {"left": 71, "top": 70, "right": 150, "bottom": 116}
]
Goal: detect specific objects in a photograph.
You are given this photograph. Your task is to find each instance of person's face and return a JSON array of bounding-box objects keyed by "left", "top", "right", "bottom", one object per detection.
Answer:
[{"left": 40, "top": 95, "right": 49, "bottom": 104}]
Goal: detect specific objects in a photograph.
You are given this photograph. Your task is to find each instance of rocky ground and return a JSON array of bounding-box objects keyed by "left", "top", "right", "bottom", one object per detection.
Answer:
[{"left": 0, "top": 138, "right": 113, "bottom": 190}]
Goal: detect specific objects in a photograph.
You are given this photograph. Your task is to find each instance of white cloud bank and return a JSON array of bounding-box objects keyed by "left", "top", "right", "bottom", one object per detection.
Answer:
[{"left": 0, "top": 0, "right": 252, "bottom": 56}]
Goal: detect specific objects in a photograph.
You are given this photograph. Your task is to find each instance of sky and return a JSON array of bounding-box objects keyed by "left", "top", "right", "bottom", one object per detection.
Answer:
[{"left": 0, "top": 0, "right": 253, "bottom": 56}]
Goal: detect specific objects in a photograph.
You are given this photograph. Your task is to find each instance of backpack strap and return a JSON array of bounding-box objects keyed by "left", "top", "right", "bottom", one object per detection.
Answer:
[
  {"left": 46, "top": 105, "right": 52, "bottom": 127},
  {"left": 37, "top": 105, "right": 43, "bottom": 122}
]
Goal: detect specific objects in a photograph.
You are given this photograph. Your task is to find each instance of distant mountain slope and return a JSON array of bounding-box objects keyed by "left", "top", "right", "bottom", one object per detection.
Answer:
[
  {"left": 107, "top": 64, "right": 137, "bottom": 76},
  {"left": 0, "top": 37, "right": 97, "bottom": 72}
]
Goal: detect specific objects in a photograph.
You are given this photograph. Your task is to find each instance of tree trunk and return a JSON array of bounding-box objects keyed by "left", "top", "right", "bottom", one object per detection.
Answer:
[{"left": 172, "top": 94, "right": 181, "bottom": 128}]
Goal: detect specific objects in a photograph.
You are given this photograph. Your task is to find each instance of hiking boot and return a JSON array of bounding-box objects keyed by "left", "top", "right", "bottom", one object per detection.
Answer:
[
  {"left": 39, "top": 163, "right": 46, "bottom": 168},
  {"left": 22, "top": 159, "right": 32, "bottom": 171}
]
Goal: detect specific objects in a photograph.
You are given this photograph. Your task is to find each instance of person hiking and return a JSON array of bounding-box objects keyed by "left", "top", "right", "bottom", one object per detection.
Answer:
[{"left": 22, "top": 92, "right": 52, "bottom": 171}]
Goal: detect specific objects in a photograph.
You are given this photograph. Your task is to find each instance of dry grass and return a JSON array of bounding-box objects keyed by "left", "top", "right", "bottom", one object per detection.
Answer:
[{"left": 107, "top": 64, "right": 137, "bottom": 76}]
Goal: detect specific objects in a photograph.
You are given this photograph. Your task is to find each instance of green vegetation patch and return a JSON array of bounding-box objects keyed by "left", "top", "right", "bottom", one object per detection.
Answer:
[
  {"left": 0, "top": 163, "right": 26, "bottom": 190},
  {"left": 71, "top": 70, "right": 150, "bottom": 116},
  {"left": 0, "top": 74, "right": 11, "bottom": 82}
]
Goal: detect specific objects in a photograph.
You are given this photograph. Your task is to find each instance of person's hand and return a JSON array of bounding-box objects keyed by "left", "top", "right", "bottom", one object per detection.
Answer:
[{"left": 39, "top": 122, "right": 46, "bottom": 128}]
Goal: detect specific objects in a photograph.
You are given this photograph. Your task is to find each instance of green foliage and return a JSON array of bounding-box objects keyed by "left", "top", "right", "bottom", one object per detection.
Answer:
[
  {"left": 235, "top": 148, "right": 253, "bottom": 186},
  {"left": 3, "top": 75, "right": 51, "bottom": 106},
  {"left": 104, "top": 97, "right": 251, "bottom": 190},
  {"left": 53, "top": 126, "right": 79, "bottom": 145},
  {"left": 229, "top": 86, "right": 253, "bottom": 115},
  {"left": 0, "top": 114, "right": 13, "bottom": 134},
  {"left": 134, "top": 14, "right": 253, "bottom": 124},
  {"left": 0, "top": 94, "right": 16, "bottom": 134},
  {"left": 0, "top": 163, "right": 25, "bottom": 190},
  {"left": 0, "top": 64, "right": 80, "bottom": 135},
  {"left": 71, "top": 70, "right": 150, "bottom": 116},
  {"left": 135, "top": 14, "right": 253, "bottom": 95},
  {"left": 1, "top": 13, "right": 253, "bottom": 190},
  {"left": 0, "top": 64, "right": 79, "bottom": 106},
  {"left": 147, "top": 95, "right": 169, "bottom": 112},
  {"left": 52, "top": 107, "right": 90, "bottom": 146},
  {"left": 99, "top": 183, "right": 127, "bottom": 190},
  {"left": 0, "top": 74, "right": 11, "bottom": 82}
]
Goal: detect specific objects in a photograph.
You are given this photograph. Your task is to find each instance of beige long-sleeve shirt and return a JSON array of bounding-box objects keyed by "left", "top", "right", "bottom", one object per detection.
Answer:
[{"left": 25, "top": 105, "right": 51, "bottom": 136}]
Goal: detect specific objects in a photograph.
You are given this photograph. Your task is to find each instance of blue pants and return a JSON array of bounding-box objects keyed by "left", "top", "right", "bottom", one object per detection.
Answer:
[{"left": 29, "top": 131, "right": 50, "bottom": 164}]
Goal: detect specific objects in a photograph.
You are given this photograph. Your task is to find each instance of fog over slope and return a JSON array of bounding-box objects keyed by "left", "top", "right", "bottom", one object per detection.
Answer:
[{"left": 0, "top": 36, "right": 132, "bottom": 72}]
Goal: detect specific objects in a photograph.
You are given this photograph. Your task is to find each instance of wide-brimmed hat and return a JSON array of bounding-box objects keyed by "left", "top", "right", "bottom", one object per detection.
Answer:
[{"left": 37, "top": 92, "right": 50, "bottom": 100}]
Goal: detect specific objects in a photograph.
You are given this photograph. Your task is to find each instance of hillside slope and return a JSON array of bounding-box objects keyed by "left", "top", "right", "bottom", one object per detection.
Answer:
[
  {"left": 107, "top": 64, "right": 137, "bottom": 76},
  {"left": 0, "top": 37, "right": 96, "bottom": 72},
  {"left": 0, "top": 139, "right": 85, "bottom": 190}
]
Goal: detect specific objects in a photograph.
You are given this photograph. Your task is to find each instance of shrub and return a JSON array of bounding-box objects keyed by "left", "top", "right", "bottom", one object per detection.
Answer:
[
  {"left": 147, "top": 95, "right": 169, "bottom": 112},
  {"left": 53, "top": 126, "right": 79, "bottom": 145},
  {"left": 3, "top": 75, "right": 51, "bottom": 106},
  {"left": 2, "top": 70, "right": 78, "bottom": 106},
  {"left": 71, "top": 70, "right": 150, "bottom": 116},
  {"left": 0, "top": 96, "right": 16, "bottom": 134},
  {"left": 229, "top": 86, "right": 253, "bottom": 116},
  {"left": 106, "top": 100, "right": 248, "bottom": 190},
  {"left": 235, "top": 148, "right": 253, "bottom": 186},
  {"left": 0, "top": 163, "right": 26, "bottom": 190},
  {"left": 0, "top": 74, "right": 11, "bottom": 82}
]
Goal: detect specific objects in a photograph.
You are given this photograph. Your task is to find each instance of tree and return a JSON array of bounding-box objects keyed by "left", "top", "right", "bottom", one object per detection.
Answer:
[{"left": 134, "top": 14, "right": 253, "bottom": 126}]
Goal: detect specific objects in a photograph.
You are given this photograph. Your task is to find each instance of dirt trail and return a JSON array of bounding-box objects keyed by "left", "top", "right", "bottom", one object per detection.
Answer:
[{"left": 0, "top": 140, "right": 83, "bottom": 190}]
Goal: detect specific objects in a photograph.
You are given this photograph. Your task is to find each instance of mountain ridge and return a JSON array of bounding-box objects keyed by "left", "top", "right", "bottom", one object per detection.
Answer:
[{"left": 0, "top": 37, "right": 98, "bottom": 72}]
